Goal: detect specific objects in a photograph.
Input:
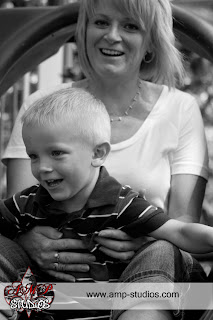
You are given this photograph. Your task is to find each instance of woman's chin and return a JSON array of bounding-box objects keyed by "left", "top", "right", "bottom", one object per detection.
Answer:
[{"left": 98, "top": 65, "right": 126, "bottom": 78}]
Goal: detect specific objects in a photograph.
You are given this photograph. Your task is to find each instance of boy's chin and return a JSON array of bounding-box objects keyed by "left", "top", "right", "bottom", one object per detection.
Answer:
[
  {"left": 45, "top": 189, "right": 67, "bottom": 201},
  {"left": 49, "top": 193, "right": 67, "bottom": 202}
]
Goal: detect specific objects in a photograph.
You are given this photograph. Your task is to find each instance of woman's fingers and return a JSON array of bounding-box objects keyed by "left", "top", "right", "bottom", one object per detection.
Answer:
[
  {"left": 52, "top": 238, "right": 87, "bottom": 251},
  {"left": 45, "top": 270, "right": 76, "bottom": 282},
  {"left": 34, "top": 225, "right": 63, "bottom": 240},
  {"left": 95, "top": 236, "right": 133, "bottom": 251},
  {"left": 49, "top": 262, "right": 90, "bottom": 273},
  {"left": 95, "top": 235, "right": 136, "bottom": 260},
  {"left": 49, "top": 251, "right": 96, "bottom": 266},
  {"left": 98, "top": 246, "right": 135, "bottom": 261},
  {"left": 95, "top": 229, "right": 147, "bottom": 260},
  {"left": 96, "top": 229, "right": 145, "bottom": 251},
  {"left": 37, "top": 249, "right": 96, "bottom": 272},
  {"left": 98, "top": 229, "right": 132, "bottom": 240},
  {"left": 17, "top": 226, "right": 96, "bottom": 272},
  {"left": 44, "top": 253, "right": 94, "bottom": 282}
]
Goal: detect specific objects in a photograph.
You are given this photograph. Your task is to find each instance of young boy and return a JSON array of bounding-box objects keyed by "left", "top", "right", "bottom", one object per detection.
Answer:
[{"left": 0, "top": 87, "right": 213, "bottom": 283}]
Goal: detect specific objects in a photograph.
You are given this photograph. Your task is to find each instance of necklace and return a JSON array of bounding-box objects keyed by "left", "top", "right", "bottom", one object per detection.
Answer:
[{"left": 110, "top": 79, "right": 142, "bottom": 122}]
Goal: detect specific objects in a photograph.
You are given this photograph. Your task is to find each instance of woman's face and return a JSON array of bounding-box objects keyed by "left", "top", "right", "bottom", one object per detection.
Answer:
[{"left": 86, "top": 0, "right": 147, "bottom": 80}]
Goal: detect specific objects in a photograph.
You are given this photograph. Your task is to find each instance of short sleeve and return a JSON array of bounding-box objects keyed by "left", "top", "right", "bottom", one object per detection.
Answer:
[
  {"left": 171, "top": 96, "right": 209, "bottom": 180},
  {"left": 2, "top": 83, "right": 72, "bottom": 166},
  {"left": 117, "top": 197, "right": 170, "bottom": 238}
]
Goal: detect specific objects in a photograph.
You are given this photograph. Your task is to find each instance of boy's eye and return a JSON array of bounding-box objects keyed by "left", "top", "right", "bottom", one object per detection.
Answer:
[
  {"left": 28, "top": 154, "right": 37, "bottom": 160},
  {"left": 52, "top": 151, "right": 64, "bottom": 157}
]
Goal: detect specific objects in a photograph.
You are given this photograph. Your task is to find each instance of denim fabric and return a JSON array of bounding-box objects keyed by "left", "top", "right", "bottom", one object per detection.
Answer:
[
  {"left": 0, "top": 235, "right": 31, "bottom": 282},
  {"left": 112, "top": 240, "right": 207, "bottom": 320},
  {"left": 0, "top": 236, "right": 207, "bottom": 320},
  {"left": 0, "top": 235, "right": 32, "bottom": 320}
]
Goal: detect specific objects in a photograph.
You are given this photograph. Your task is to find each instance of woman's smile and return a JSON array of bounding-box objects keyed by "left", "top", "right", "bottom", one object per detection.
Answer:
[{"left": 100, "top": 48, "right": 124, "bottom": 57}]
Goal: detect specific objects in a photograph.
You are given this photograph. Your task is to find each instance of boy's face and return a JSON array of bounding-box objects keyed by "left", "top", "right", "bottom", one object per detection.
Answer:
[{"left": 22, "top": 123, "right": 98, "bottom": 211}]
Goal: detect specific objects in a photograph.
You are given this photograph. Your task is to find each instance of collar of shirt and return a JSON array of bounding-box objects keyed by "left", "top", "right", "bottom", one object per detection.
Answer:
[{"left": 33, "top": 166, "right": 123, "bottom": 215}]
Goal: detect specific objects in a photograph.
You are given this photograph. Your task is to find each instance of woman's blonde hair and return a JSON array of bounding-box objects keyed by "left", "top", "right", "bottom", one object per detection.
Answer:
[{"left": 76, "top": 0, "right": 184, "bottom": 88}]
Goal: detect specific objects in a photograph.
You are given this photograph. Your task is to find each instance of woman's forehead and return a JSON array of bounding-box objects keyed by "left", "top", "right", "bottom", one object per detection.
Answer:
[
  {"left": 88, "top": 0, "right": 147, "bottom": 30},
  {"left": 90, "top": 0, "right": 133, "bottom": 17}
]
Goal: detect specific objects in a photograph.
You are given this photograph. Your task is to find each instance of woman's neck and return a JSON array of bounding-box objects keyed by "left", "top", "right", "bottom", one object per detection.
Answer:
[{"left": 87, "top": 76, "right": 141, "bottom": 115}]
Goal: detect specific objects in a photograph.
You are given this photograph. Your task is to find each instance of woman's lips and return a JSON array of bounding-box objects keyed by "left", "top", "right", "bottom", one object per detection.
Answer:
[{"left": 100, "top": 48, "right": 124, "bottom": 56}]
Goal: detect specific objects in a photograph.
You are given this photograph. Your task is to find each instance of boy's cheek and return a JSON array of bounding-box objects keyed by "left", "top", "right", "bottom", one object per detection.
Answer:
[{"left": 31, "top": 166, "right": 39, "bottom": 179}]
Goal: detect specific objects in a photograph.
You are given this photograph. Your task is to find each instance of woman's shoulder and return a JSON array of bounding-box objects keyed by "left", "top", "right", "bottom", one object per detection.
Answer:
[
  {"left": 165, "top": 86, "right": 196, "bottom": 103},
  {"left": 147, "top": 82, "right": 198, "bottom": 112},
  {"left": 141, "top": 82, "right": 201, "bottom": 130},
  {"left": 142, "top": 80, "right": 195, "bottom": 105}
]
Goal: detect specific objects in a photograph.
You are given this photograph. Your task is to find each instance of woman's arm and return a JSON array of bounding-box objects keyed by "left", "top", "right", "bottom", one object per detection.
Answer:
[
  {"left": 7, "top": 159, "right": 37, "bottom": 197},
  {"left": 168, "top": 94, "right": 208, "bottom": 223},
  {"left": 168, "top": 174, "right": 207, "bottom": 223}
]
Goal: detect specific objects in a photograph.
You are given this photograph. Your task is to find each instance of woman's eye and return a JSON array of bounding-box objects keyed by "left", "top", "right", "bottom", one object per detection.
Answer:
[
  {"left": 124, "top": 23, "right": 139, "bottom": 31},
  {"left": 52, "top": 151, "right": 64, "bottom": 157},
  {"left": 94, "top": 19, "right": 109, "bottom": 28}
]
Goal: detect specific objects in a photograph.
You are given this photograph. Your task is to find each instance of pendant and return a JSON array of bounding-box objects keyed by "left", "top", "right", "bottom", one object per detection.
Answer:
[{"left": 110, "top": 117, "right": 122, "bottom": 122}]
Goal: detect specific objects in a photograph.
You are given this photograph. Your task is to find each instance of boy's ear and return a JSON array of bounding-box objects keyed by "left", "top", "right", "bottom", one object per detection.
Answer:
[{"left": 92, "top": 142, "right": 111, "bottom": 167}]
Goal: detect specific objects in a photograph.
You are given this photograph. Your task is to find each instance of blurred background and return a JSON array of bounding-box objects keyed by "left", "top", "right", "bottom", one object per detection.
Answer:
[{"left": 0, "top": 0, "right": 213, "bottom": 225}]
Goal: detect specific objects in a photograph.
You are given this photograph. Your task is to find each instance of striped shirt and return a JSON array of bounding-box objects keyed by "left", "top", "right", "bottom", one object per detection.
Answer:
[{"left": 0, "top": 166, "right": 169, "bottom": 283}]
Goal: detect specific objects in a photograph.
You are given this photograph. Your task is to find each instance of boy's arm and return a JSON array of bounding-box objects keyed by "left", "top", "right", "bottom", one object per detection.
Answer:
[{"left": 150, "top": 220, "right": 213, "bottom": 254}]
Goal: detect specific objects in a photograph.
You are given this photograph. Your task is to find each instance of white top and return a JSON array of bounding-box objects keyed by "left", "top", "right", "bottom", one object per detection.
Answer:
[{"left": 2, "top": 82, "right": 209, "bottom": 211}]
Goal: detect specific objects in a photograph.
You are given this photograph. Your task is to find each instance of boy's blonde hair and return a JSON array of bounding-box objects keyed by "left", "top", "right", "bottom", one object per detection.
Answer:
[
  {"left": 76, "top": 0, "right": 184, "bottom": 88},
  {"left": 21, "top": 87, "right": 111, "bottom": 146}
]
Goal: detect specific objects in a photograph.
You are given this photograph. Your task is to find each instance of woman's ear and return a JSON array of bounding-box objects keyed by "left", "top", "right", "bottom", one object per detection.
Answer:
[{"left": 91, "top": 142, "right": 111, "bottom": 167}]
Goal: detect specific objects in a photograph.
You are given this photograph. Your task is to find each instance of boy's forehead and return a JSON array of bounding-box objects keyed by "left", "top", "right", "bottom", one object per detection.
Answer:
[{"left": 22, "top": 121, "right": 90, "bottom": 145}]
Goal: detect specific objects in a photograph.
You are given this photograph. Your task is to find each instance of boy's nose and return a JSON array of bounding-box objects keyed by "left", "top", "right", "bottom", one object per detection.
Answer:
[{"left": 39, "top": 161, "right": 53, "bottom": 173}]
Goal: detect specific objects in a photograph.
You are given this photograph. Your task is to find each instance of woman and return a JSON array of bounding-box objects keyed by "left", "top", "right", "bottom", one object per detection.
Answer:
[{"left": 1, "top": 0, "right": 209, "bottom": 319}]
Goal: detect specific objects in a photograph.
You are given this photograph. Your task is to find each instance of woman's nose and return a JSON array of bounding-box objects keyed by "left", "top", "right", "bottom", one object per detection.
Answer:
[{"left": 104, "top": 24, "right": 121, "bottom": 43}]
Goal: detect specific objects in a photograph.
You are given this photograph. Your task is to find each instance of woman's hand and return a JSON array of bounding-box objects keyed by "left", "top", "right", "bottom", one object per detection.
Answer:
[
  {"left": 16, "top": 226, "right": 96, "bottom": 282},
  {"left": 95, "top": 229, "right": 146, "bottom": 261}
]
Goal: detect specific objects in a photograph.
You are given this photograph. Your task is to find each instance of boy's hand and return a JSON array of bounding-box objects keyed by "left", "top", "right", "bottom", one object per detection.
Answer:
[{"left": 16, "top": 226, "right": 96, "bottom": 282}]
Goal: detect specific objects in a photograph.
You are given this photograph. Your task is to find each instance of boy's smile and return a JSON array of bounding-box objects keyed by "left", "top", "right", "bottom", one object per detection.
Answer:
[
  {"left": 22, "top": 123, "right": 99, "bottom": 212},
  {"left": 45, "top": 179, "right": 63, "bottom": 188}
]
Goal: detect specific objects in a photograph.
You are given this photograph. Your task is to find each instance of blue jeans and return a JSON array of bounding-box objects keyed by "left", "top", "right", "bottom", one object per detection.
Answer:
[
  {"left": 0, "top": 236, "right": 207, "bottom": 320},
  {"left": 112, "top": 240, "right": 207, "bottom": 320},
  {"left": 0, "top": 235, "right": 31, "bottom": 282}
]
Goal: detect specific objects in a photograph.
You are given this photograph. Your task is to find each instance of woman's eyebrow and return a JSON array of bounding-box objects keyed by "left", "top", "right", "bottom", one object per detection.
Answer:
[{"left": 92, "top": 13, "right": 109, "bottom": 19}]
